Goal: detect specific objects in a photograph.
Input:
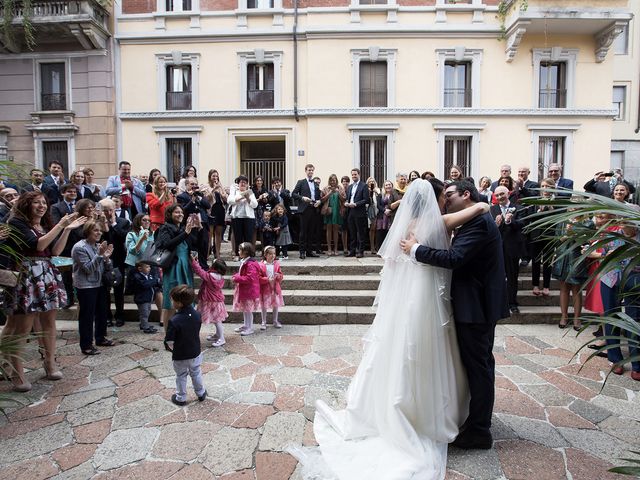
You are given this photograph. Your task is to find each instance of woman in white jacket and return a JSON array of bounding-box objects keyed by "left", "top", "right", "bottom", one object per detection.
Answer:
[{"left": 228, "top": 175, "right": 258, "bottom": 260}]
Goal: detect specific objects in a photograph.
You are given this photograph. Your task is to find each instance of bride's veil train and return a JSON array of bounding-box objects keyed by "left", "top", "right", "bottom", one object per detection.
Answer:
[{"left": 289, "top": 179, "right": 470, "bottom": 480}]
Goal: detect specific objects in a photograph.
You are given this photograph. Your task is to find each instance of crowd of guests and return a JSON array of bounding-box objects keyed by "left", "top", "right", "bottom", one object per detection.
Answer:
[{"left": 0, "top": 158, "right": 639, "bottom": 394}]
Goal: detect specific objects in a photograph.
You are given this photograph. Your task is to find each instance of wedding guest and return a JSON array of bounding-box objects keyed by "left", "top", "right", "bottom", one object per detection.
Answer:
[
  {"left": 448, "top": 165, "right": 463, "bottom": 184},
  {"left": 177, "top": 165, "right": 198, "bottom": 194},
  {"left": 229, "top": 175, "right": 258, "bottom": 260},
  {"left": 105, "top": 161, "right": 146, "bottom": 218},
  {"left": 72, "top": 221, "right": 115, "bottom": 355},
  {"left": 252, "top": 175, "right": 271, "bottom": 249},
  {"left": 50, "top": 183, "right": 77, "bottom": 225},
  {"left": 292, "top": 164, "right": 322, "bottom": 259},
  {"left": 82, "top": 168, "right": 104, "bottom": 199},
  {"left": 490, "top": 165, "right": 512, "bottom": 191},
  {"left": 69, "top": 170, "right": 94, "bottom": 201},
  {"left": 155, "top": 204, "right": 198, "bottom": 330},
  {"left": 129, "top": 261, "right": 160, "bottom": 334},
  {"left": 112, "top": 194, "right": 131, "bottom": 222},
  {"left": 394, "top": 172, "right": 408, "bottom": 197},
  {"left": 530, "top": 178, "right": 555, "bottom": 297},
  {"left": 0, "top": 188, "right": 19, "bottom": 222},
  {"left": 478, "top": 176, "right": 492, "bottom": 202},
  {"left": 547, "top": 163, "right": 573, "bottom": 197},
  {"left": 260, "top": 210, "right": 276, "bottom": 248},
  {"left": 421, "top": 171, "right": 435, "bottom": 180},
  {"left": 272, "top": 203, "right": 291, "bottom": 259},
  {"left": 146, "top": 175, "right": 174, "bottom": 232},
  {"left": 177, "top": 178, "right": 211, "bottom": 268},
  {"left": 376, "top": 180, "right": 400, "bottom": 250},
  {"left": 408, "top": 170, "right": 420, "bottom": 184},
  {"left": 42, "top": 160, "right": 67, "bottom": 205},
  {"left": 366, "top": 177, "right": 380, "bottom": 254},
  {"left": 1, "top": 191, "right": 85, "bottom": 390},
  {"left": 232, "top": 242, "right": 261, "bottom": 336},
  {"left": 146, "top": 169, "right": 161, "bottom": 194},
  {"left": 345, "top": 168, "right": 369, "bottom": 258},
  {"left": 339, "top": 175, "right": 350, "bottom": 254},
  {"left": 259, "top": 246, "right": 284, "bottom": 329},
  {"left": 191, "top": 255, "right": 228, "bottom": 347},
  {"left": 205, "top": 169, "right": 227, "bottom": 259},
  {"left": 321, "top": 174, "right": 345, "bottom": 256}
]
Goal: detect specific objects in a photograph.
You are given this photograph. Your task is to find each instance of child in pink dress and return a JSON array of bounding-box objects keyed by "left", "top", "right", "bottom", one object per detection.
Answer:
[
  {"left": 191, "top": 255, "right": 228, "bottom": 347},
  {"left": 232, "top": 242, "right": 262, "bottom": 336},
  {"left": 259, "top": 246, "right": 285, "bottom": 329}
]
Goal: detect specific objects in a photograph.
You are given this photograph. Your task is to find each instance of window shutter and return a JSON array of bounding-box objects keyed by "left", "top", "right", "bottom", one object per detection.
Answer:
[
  {"left": 359, "top": 62, "right": 372, "bottom": 107},
  {"left": 373, "top": 62, "right": 387, "bottom": 107}
]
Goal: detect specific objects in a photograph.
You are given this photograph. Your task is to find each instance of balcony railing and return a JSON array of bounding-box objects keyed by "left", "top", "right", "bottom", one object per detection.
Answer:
[
  {"left": 247, "top": 89, "right": 274, "bottom": 109},
  {"left": 539, "top": 89, "right": 567, "bottom": 108},
  {"left": 359, "top": 90, "right": 387, "bottom": 108},
  {"left": 0, "top": 0, "right": 108, "bottom": 29},
  {"left": 41, "top": 93, "right": 67, "bottom": 111},
  {"left": 166, "top": 91, "right": 192, "bottom": 110},
  {"left": 444, "top": 88, "right": 472, "bottom": 107}
]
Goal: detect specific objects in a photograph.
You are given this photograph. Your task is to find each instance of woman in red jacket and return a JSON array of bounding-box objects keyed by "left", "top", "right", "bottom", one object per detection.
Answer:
[{"left": 146, "top": 175, "right": 174, "bottom": 232}]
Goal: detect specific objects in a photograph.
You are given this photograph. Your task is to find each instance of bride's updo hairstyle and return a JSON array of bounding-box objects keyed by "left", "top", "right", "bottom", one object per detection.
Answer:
[
  {"left": 427, "top": 177, "right": 444, "bottom": 201},
  {"left": 377, "top": 178, "right": 449, "bottom": 261}
]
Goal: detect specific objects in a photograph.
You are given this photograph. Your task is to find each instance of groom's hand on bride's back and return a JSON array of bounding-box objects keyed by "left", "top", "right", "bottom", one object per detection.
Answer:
[{"left": 400, "top": 233, "right": 417, "bottom": 254}]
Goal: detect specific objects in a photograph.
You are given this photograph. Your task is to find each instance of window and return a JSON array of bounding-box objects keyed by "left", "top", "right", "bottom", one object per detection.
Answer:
[
  {"left": 359, "top": 61, "right": 387, "bottom": 107},
  {"left": 613, "top": 86, "right": 626, "bottom": 121},
  {"left": 42, "top": 141, "right": 69, "bottom": 174},
  {"left": 40, "top": 63, "right": 66, "bottom": 111},
  {"left": 613, "top": 24, "right": 629, "bottom": 55},
  {"left": 539, "top": 62, "right": 566, "bottom": 108},
  {"left": 247, "top": 63, "right": 274, "bottom": 109},
  {"left": 358, "top": 0, "right": 387, "bottom": 4},
  {"left": 444, "top": 62, "right": 471, "bottom": 107},
  {"left": 240, "top": 141, "right": 286, "bottom": 187},
  {"left": 247, "top": 0, "right": 273, "bottom": 7},
  {"left": 166, "top": 0, "right": 191, "bottom": 11},
  {"left": 444, "top": 136, "right": 471, "bottom": 177},
  {"left": 537, "top": 137, "right": 564, "bottom": 179},
  {"left": 167, "top": 138, "right": 192, "bottom": 183},
  {"left": 359, "top": 137, "right": 387, "bottom": 187},
  {"left": 611, "top": 151, "right": 624, "bottom": 170},
  {"left": 166, "top": 65, "right": 192, "bottom": 110}
]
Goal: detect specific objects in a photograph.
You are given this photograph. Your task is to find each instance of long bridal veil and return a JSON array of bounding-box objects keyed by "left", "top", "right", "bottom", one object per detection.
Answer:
[{"left": 291, "top": 179, "right": 470, "bottom": 480}]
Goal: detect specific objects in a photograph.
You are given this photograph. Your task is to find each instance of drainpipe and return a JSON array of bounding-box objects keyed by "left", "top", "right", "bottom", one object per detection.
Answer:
[
  {"left": 293, "top": 0, "right": 299, "bottom": 122},
  {"left": 636, "top": 60, "right": 640, "bottom": 133}
]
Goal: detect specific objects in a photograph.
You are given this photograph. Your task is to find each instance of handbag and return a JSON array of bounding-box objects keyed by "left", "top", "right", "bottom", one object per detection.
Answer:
[
  {"left": 102, "top": 267, "right": 123, "bottom": 288},
  {"left": 139, "top": 242, "right": 176, "bottom": 270},
  {"left": 0, "top": 269, "right": 19, "bottom": 288},
  {"left": 321, "top": 203, "right": 332, "bottom": 216}
]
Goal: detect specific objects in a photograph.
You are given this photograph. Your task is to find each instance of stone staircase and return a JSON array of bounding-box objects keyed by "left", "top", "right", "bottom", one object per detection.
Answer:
[{"left": 58, "top": 255, "right": 565, "bottom": 325}]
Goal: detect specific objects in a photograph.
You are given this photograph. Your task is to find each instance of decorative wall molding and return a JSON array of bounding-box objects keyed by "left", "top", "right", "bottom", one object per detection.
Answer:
[
  {"left": 119, "top": 107, "right": 617, "bottom": 120},
  {"left": 531, "top": 48, "right": 578, "bottom": 109},
  {"left": 595, "top": 21, "right": 627, "bottom": 63},
  {"left": 504, "top": 21, "right": 529, "bottom": 62},
  {"left": 348, "top": 0, "right": 398, "bottom": 25},
  {"left": 435, "top": 47, "right": 483, "bottom": 108},
  {"left": 155, "top": 52, "right": 201, "bottom": 111},
  {"left": 237, "top": 50, "right": 284, "bottom": 109}
]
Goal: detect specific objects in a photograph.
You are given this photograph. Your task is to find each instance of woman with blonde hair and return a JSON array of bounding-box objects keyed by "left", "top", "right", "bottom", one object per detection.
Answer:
[
  {"left": 70, "top": 170, "right": 94, "bottom": 200},
  {"left": 204, "top": 169, "right": 228, "bottom": 259},
  {"left": 366, "top": 177, "right": 380, "bottom": 254},
  {"left": 146, "top": 175, "right": 174, "bottom": 232},
  {"left": 320, "top": 174, "right": 346, "bottom": 255}
]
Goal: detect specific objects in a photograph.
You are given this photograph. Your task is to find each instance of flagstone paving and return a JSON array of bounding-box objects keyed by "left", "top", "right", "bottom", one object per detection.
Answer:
[{"left": 0, "top": 322, "right": 638, "bottom": 479}]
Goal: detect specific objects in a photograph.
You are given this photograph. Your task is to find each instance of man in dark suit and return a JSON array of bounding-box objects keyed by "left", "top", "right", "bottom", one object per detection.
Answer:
[
  {"left": 21, "top": 168, "right": 53, "bottom": 197},
  {"left": 547, "top": 163, "right": 573, "bottom": 197},
  {"left": 400, "top": 180, "right": 509, "bottom": 450},
  {"left": 584, "top": 169, "right": 636, "bottom": 198},
  {"left": 344, "top": 168, "right": 369, "bottom": 258},
  {"left": 177, "top": 178, "right": 211, "bottom": 269},
  {"left": 515, "top": 166, "right": 539, "bottom": 267},
  {"left": 292, "top": 164, "right": 322, "bottom": 259},
  {"left": 490, "top": 164, "right": 512, "bottom": 192},
  {"left": 50, "top": 184, "right": 77, "bottom": 226},
  {"left": 491, "top": 186, "right": 527, "bottom": 313},
  {"left": 42, "top": 160, "right": 67, "bottom": 205},
  {"left": 268, "top": 176, "right": 292, "bottom": 214}
]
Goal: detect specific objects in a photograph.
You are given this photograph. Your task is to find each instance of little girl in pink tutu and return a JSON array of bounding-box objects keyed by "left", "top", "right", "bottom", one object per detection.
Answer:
[
  {"left": 259, "top": 246, "right": 284, "bottom": 329},
  {"left": 191, "top": 255, "right": 228, "bottom": 347},
  {"left": 232, "top": 242, "right": 262, "bottom": 336}
]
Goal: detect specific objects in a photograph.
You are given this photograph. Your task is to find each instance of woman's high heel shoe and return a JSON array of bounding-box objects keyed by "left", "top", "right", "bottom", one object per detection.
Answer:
[
  {"left": 43, "top": 362, "right": 63, "bottom": 381},
  {"left": 11, "top": 377, "right": 32, "bottom": 392}
]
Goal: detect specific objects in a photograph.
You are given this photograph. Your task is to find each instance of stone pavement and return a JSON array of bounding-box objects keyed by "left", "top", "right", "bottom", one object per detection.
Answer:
[{"left": 0, "top": 322, "right": 638, "bottom": 480}]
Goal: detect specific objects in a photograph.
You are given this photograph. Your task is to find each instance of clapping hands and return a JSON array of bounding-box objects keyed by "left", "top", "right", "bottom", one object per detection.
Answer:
[
  {"left": 65, "top": 215, "right": 89, "bottom": 231},
  {"left": 98, "top": 241, "right": 114, "bottom": 259},
  {"left": 60, "top": 212, "right": 79, "bottom": 228}
]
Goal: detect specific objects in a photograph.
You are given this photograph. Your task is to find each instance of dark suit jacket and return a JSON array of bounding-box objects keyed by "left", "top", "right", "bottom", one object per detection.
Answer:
[
  {"left": 268, "top": 189, "right": 292, "bottom": 213},
  {"left": 519, "top": 179, "right": 540, "bottom": 198},
  {"left": 584, "top": 178, "right": 636, "bottom": 197},
  {"left": 177, "top": 192, "right": 211, "bottom": 225},
  {"left": 490, "top": 204, "right": 527, "bottom": 258},
  {"left": 42, "top": 175, "right": 66, "bottom": 205},
  {"left": 292, "top": 178, "right": 321, "bottom": 213},
  {"left": 555, "top": 177, "right": 574, "bottom": 197},
  {"left": 50, "top": 201, "right": 75, "bottom": 225},
  {"left": 414, "top": 212, "right": 509, "bottom": 324},
  {"left": 100, "top": 217, "right": 131, "bottom": 267},
  {"left": 345, "top": 181, "right": 369, "bottom": 218},
  {"left": 73, "top": 185, "right": 95, "bottom": 201}
]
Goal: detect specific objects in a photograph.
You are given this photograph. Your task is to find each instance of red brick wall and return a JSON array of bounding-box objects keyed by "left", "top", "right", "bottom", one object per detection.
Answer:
[
  {"left": 283, "top": 0, "right": 350, "bottom": 7},
  {"left": 397, "top": 0, "right": 436, "bottom": 5},
  {"left": 122, "top": 0, "right": 155, "bottom": 14},
  {"left": 201, "top": 0, "right": 237, "bottom": 10}
]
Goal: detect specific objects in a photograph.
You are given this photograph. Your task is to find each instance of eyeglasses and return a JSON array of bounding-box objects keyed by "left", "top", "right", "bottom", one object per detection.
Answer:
[{"left": 548, "top": 170, "right": 560, "bottom": 173}]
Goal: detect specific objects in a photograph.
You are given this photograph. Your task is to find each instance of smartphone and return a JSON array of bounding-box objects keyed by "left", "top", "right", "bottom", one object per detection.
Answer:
[
  {"left": 167, "top": 182, "right": 177, "bottom": 188},
  {"left": 95, "top": 203, "right": 102, "bottom": 213}
]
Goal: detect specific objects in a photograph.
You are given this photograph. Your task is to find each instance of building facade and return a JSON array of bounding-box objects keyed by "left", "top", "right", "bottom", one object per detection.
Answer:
[
  {"left": 115, "top": 0, "right": 631, "bottom": 188},
  {"left": 0, "top": 0, "right": 115, "bottom": 182},
  {"left": 611, "top": 0, "right": 640, "bottom": 183}
]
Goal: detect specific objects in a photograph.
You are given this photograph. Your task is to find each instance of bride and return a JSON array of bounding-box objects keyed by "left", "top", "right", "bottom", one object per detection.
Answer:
[{"left": 293, "top": 178, "right": 489, "bottom": 480}]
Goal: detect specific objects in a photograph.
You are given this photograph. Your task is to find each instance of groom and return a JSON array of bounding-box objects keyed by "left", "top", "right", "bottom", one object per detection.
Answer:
[{"left": 400, "top": 179, "right": 509, "bottom": 450}]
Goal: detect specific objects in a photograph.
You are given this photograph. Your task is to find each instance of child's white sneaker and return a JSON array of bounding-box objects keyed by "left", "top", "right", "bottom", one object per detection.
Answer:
[
  {"left": 206, "top": 334, "right": 218, "bottom": 341},
  {"left": 234, "top": 325, "right": 246, "bottom": 333},
  {"left": 260, "top": 322, "right": 267, "bottom": 330},
  {"left": 273, "top": 321, "right": 282, "bottom": 328},
  {"left": 211, "top": 338, "right": 226, "bottom": 347},
  {"left": 240, "top": 329, "right": 255, "bottom": 336}
]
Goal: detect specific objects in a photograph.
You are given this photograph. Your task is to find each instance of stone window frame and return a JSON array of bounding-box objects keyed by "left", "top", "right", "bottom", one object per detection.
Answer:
[
  {"left": 347, "top": 123, "right": 399, "bottom": 177},
  {"left": 153, "top": 125, "right": 203, "bottom": 177},
  {"left": 351, "top": 47, "right": 397, "bottom": 109},
  {"left": 532, "top": 48, "right": 578, "bottom": 109},
  {"left": 156, "top": 52, "right": 200, "bottom": 111},
  {"left": 236, "top": 0, "right": 284, "bottom": 28},
  {"left": 527, "top": 123, "right": 580, "bottom": 182},
  {"left": 435, "top": 47, "right": 483, "bottom": 108},
  {"left": 433, "top": 123, "right": 485, "bottom": 180},
  {"left": 237, "top": 50, "right": 283, "bottom": 110},
  {"left": 33, "top": 58, "right": 73, "bottom": 112}
]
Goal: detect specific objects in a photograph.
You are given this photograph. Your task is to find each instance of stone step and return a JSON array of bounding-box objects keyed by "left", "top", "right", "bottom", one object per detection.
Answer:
[{"left": 58, "top": 304, "right": 566, "bottom": 325}]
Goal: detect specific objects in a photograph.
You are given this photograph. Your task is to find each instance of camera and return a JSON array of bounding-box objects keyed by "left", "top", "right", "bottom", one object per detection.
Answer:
[
  {"left": 604, "top": 172, "right": 614, "bottom": 177},
  {"left": 193, "top": 191, "right": 204, "bottom": 197}
]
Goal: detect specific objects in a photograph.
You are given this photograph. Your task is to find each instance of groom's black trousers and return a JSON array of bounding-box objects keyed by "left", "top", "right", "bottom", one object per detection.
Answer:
[{"left": 455, "top": 322, "right": 496, "bottom": 436}]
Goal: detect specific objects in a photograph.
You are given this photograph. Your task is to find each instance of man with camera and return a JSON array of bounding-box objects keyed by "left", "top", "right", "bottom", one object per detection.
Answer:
[
  {"left": 584, "top": 169, "right": 635, "bottom": 198},
  {"left": 177, "top": 179, "right": 211, "bottom": 268}
]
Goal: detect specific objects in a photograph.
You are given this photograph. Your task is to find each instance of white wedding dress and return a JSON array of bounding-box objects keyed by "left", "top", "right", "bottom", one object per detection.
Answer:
[{"left": 292, "top": 180, "right": 469, "bottom": 480}]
